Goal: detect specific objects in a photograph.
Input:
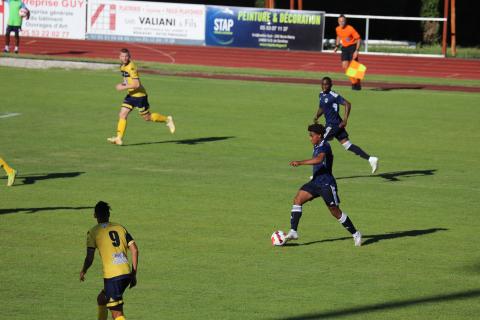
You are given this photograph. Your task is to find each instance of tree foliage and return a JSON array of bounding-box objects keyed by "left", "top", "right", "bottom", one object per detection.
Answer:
[{"left": 420, "top": 0, "right": 441, "bottom": 44}]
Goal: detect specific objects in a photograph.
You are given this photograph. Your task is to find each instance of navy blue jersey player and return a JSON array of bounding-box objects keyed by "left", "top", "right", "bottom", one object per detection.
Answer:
[
  {"left": 285, "top": 124, "right": 362, "bottom": 246},
  {"left": 314, "top": 77, "right": 378, "bottom": 173}
]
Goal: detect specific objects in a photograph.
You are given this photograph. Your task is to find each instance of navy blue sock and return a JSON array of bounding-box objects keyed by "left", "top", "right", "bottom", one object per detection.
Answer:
[
  {"left": 290, "top": 205, "right": 303, "bottom": 231},
  {"left": 338, "top": 212, "right": 357, "bottom": 235},
  {"left": 347, "top": 144, "right": 370, "bottom": 160}
]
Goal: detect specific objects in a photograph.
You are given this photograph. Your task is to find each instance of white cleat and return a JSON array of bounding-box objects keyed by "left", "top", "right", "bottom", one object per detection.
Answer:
[
  {"left": 353, "top": 231, "right": 362, "bottom": 247},
  {"left": 285, "top": 229, "right": 299, "bottom": 241},
  {"left": 107, "top": 136, "right": 123, "bottom": 146},
  {"left": 369, "top": 156, "right": 379, "bottom": 174},
  {"left": 166, "top": 116, "right": 175, "bottom": 134}
]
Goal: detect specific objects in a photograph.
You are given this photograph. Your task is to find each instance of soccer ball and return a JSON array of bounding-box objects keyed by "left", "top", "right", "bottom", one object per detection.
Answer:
[
  {"left": 271, "top": 230, "right": 286, "bottom": 246},
  {"left": 19, "top": 8, "right": 28, "bottom": 17}
]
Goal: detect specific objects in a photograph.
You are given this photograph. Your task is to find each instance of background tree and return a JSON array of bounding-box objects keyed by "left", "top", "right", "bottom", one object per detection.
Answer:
[{"left": 420, "top": 0, "right": 441, "bottom": 44}]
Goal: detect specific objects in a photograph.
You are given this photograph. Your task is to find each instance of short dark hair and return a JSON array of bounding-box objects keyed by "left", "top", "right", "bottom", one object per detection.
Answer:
[
  {"left": 339, "top": 14, "right": 346, "bottom": 19},
  {"left": 95, "top": 201, "right": 111, "bottom": 222},
  {"left": 321, "top": 76, "right": 332, "bottom": 85},
  {"left": 308, "top": 123, "right": 325, "bottom": 135},
  {"left": 120, "top": 48, "right": 131, "bottom": 56}
]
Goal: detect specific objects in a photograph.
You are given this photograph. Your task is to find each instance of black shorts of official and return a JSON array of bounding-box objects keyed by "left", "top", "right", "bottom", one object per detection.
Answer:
[
  {"left": 341, "top": 45, "right": 358, "bottom": 62},
  {"left": 324, "top": 125, "right": 349, "bottom": 141},
  {"left": 6, "top": 25, "right": 21, "bottom": 36},
  {"left": 301, "top": 181, "right": 341, "bottom": 207},
  {"left": 103, "top": 274, "right": 131, "bottom": 309},
  {"left": 122, "top": 95, "right": 150, "bottom": 115}
]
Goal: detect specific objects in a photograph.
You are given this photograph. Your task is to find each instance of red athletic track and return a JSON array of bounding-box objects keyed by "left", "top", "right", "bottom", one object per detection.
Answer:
[{"left": 13, "top": 37, "right": 480, "bottom": 80}]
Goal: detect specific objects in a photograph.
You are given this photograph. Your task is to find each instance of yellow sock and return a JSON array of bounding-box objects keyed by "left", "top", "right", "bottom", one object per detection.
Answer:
[
  {"left": 98, "top": 305, "right": 108, "bottom": 320},
  {"left": 115, "top": 316, "right": 126, "bottom": 320},
  {"left": 117, "top": 119, "right": 127, "bottom": 138},
  {"left": 0, "top": 157, "right": 14, "bottom": 175},
  {"left": 150, "top": 113, "right": 167, "bottom": 122}
]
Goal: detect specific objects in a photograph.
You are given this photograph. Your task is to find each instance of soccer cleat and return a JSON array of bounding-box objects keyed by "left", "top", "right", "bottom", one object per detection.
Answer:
[
  {"left": 353, "top": 231, "right": 362, "bottom": 247},
  {"left": 285, "top": 229, "right": 299, "bottom": 241},
  {"left": 3, "top": 48, "right": 9, "bottom": 53},
  {"left": 14, "top": 49, "right": 18, "bottom": 54},
  {"left": 351, "top": 83, "right": 362, "bottom": 91},
  {"left": 107, "top": 136, "right": 123, "bottom": 146},
  {"left": 166, "top": 116, "right": 175, "bottom": 134},
  {"left": 369, "top": 156, "right": 379, "bottom": 174},
  {"left": 7, "top": 169, "right": 17, "bottom": 187}
]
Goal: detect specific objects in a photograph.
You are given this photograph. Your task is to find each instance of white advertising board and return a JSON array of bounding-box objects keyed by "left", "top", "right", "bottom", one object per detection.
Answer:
[
  {"left": 87, "top": 0, "right": 205, "bottom": 45},
  {"left": 3, "top": 0, "right": 87, "bottom": 39}
]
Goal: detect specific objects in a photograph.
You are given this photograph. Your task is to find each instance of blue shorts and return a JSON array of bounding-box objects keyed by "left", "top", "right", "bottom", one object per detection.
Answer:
[
  {"left": 300, "top": 181, "right": 340, "bottom": 207},
  {"left": 122, "top": 95, "right": 150, "bottom": 115},
  {"left": 6, "top": 25, "right": 21, "bottom": 36},
  {"left": 104, "top": 274, "right": 131, "bottom": 309},
  {"left": 324, "top": 125, "right": 349, "bottom": 141}
]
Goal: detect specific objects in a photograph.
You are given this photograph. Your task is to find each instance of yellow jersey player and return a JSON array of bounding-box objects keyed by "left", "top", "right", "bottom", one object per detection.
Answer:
[
  {"left": 0, "top": 156, "right": 17, "bottom": 186},
  {"left": 80, "top": 201, "right": 139, "bottom": 320},
  {"left": 107, "top": 48, "right": 175, "bottom": 145}
]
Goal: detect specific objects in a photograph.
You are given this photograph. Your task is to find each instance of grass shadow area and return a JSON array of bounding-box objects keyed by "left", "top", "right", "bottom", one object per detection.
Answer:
[
  {"left": 284, "top": 228, "right": 448, "bottom": 247},
  {"left": 277, "top": 288, "right": 480, "bottom": 319},
  {"left": 337, "top": 169, "right": 437, "bottom": 182},
  {"left": 0, "top": 206, "right": 94, "bottom": 215},
  {"left": 124, "top": 136, "right": 235, "bottom": 147}
]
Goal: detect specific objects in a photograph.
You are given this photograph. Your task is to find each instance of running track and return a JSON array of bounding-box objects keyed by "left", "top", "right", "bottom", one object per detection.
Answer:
[{"left": 15, "top": 37, "right": 480, "bottom": 82}]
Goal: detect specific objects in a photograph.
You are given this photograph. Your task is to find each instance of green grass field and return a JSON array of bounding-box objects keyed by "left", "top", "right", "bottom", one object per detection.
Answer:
[{"left": 1, "top": 65, "right": 480, "bottom": 319}]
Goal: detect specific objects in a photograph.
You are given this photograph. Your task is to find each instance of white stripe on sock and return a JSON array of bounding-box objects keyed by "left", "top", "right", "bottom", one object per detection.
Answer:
[
  {"left": 291, "top": 205, "right": 302, "bottom": 212},
  {"left": 338, "top": 212, "right": 347, "bottom": 223}
]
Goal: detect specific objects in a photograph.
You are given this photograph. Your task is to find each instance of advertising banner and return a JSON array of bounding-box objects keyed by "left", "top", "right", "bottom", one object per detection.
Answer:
[
  {"left": 4, "top": 0, "right": 87, "bottom": 39},
  {"left": 0, "top": 1, "right": 4, "bottom": 35},
  {"left": 206, "top": 6, "right": 325, "bottom": 51},
  {"left": 87, "top": 0, "right": 205, "bottom": 45}
]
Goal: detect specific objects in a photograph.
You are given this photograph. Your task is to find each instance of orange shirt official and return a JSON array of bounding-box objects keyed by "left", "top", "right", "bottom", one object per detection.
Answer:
[{"left": 336, "top": 25, "right": 361, "bottom": 47}]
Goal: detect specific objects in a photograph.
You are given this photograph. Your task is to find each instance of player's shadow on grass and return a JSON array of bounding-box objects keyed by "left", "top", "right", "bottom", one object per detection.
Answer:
[
  {"left": 276, "top": 288, "right": 480, "bottom": 320},
  {"left": 125, "top": 136, "right": 235, "bottom": 147},
  {"left": 45, "top": 50, "right": 89, "bottom": 55},
  {"left": 285, "top": 228, "right": 448, "bottom": 247},
  {"left": 337, "top": 169, "right": 437, "bottom": 182},
  {"left": 371, "top": 85, "right": 425, "bottom": 91},
  {"left": 0, "top": 206, "right": 94, "bottom": 215},
  {"left": 1, "top": 172, "right": 86, "bottom": 186}
]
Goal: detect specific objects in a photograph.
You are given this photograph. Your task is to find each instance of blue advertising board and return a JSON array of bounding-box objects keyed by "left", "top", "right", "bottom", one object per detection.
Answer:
[{"left": 205, "top": 6, "right": 325, "bottom": 51}]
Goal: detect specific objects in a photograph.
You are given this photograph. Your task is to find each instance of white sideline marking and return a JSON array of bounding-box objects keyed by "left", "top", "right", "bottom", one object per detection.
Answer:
[
  {"left": 130, "top": 43, "right": 176, "bottom": 64},
  {"left": 0, "top": 113, "right": 21, "bottom": 119}
]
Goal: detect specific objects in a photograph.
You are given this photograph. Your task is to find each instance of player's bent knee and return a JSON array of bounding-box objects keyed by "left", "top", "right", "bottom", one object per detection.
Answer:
[
  {"left": 341, "top": 140, "right": 352, "bottom": 150},
  {"left": 97, "top": 291, "right": 108, "bottom": 305}
]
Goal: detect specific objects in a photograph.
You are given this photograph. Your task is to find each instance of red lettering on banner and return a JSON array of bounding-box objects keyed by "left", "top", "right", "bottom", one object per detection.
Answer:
[
  {"left": 109, "top": 4, "right": 116, "bottom": 30},
  {"left": 91, "top": 4, "right": 105, "bottom": 26}
]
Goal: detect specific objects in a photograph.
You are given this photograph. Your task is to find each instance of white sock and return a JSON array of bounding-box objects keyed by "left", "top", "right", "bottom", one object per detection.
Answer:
[
  {"left": 14, "top": 46, "right": 18, "bottom": 51},
  {"left": 337, "top": 212, "right": 347, "bottom": 223},
  {"left": 4, "top": 45, "right": 8, "bottom": 50}
]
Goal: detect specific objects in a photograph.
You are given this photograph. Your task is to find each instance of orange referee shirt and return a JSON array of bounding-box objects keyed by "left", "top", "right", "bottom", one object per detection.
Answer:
[{"left": 336, "top": 25, "right": 361, "bottom": 47}]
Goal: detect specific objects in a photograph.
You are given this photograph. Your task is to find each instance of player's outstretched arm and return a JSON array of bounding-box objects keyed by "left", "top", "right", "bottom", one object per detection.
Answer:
[
  {"left": 290, "top": 153, "right": 325, "bottom": 167},
  {"left": 334, "top": 36, "right": 340, "bottom": 52},
  {"left": 313, "top": 109, "right": 324, "bottom": 123},
  {"left": 340, "top": 99, "right": 351, "bottom": 128},
  {"left": 80, "top": 248, "right": 95, "bottom": 281},
  {"left": 129, "top": 242, "right": 139, "bottom": 288}
]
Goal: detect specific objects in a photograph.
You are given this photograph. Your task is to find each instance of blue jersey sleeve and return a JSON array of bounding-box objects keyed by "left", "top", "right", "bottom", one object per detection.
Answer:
[{"left": 336, "top": 95, "right": 346, "bottom": 105}]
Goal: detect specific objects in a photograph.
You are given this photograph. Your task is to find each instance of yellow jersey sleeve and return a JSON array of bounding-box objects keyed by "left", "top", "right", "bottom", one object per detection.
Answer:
[{"left": 86, "top": 230, "right": 96, "bottom": 249}]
